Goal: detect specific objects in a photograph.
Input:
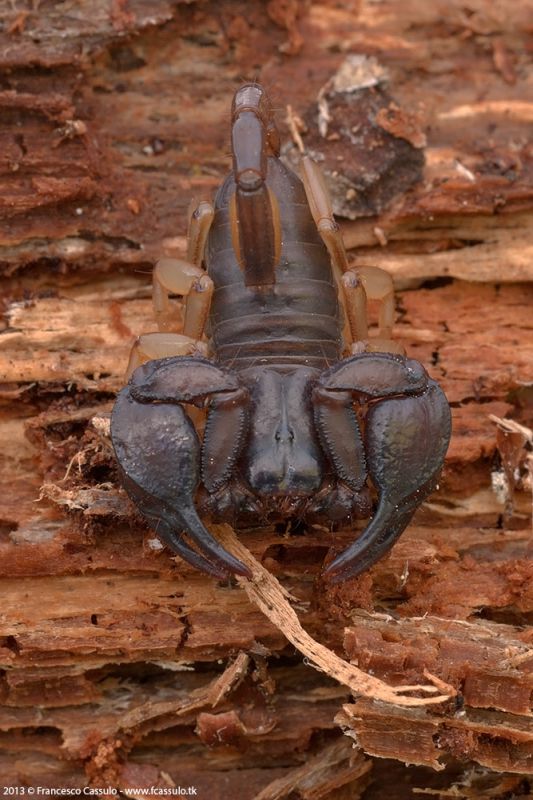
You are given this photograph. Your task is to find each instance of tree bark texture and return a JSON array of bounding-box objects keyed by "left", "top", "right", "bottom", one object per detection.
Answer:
[{"left": 0, "top": 0, "right": 532, "bottom": 796}]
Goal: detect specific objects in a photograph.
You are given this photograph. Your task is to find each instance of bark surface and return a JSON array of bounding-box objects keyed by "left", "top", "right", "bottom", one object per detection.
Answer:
[{"left": 0, "top": 0, "right": 532, "bottom": 795}]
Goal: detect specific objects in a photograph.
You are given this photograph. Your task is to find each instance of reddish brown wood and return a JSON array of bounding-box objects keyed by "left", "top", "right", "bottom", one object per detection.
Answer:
[{"left": 0, "top": 0, "right": 532, "bottom": 794}]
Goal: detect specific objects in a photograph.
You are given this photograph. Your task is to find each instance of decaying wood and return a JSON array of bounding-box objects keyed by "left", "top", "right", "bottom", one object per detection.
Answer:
[
  {"left": 338, "top": 614, "right": 533, "bottom": 772},
  {"left": 218, "top": 525, "right": 452, "bottom": 706},
  {"left": 338, "top": 700, "right": 533, "bottom": 775},
  {"left": 0, "top": 0, "right": 532, "bottom": 795},
  {"left": 252, "top": 738, "right": 372, "bottom": 800}
]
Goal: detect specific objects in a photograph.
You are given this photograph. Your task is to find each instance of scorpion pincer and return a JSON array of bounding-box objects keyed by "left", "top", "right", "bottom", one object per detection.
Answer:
[{"left": 111, "top": 84, "right": 451, "bottom": 583}]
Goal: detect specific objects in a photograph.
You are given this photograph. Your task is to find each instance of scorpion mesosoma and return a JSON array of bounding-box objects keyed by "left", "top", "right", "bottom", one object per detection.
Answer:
[{"left": 111, "top": 84, "right": 451, "bottom": 583}]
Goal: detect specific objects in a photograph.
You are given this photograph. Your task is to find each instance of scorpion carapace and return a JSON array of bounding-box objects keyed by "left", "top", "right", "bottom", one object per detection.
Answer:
[{"left": 111, "top": 83, "right": 451, "bottom": 583}]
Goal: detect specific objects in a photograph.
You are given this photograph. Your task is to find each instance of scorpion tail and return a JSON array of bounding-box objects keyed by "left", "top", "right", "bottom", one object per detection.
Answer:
[{"left": 230, "top": 84, "right": 281, "bottom": 287}]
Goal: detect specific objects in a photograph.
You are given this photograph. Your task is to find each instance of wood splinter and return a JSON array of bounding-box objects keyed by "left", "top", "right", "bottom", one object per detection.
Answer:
[{"left": 215, "top": 524, "right": 453, "bottom": 707}]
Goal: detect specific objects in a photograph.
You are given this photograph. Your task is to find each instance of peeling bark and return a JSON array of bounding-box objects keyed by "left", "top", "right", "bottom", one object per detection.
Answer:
[{"left": 0, "top": 0, "right": 532, "bottom": 794}]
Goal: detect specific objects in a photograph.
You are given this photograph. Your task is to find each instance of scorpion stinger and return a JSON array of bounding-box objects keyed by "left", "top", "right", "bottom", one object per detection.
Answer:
[{"left": 230, "top": 84, "right": 281, "bottom": 287}]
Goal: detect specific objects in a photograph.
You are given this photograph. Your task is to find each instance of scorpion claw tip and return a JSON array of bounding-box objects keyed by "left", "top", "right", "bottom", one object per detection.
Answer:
[
  {"left": 231, "top": 560, "right": 253, "bottom": 579},
  {"left": 321, "top": 558, "right": 361, "bottom": 584},
  {"left": 208, "top": 562, "right": 252, "bottom": 581}
]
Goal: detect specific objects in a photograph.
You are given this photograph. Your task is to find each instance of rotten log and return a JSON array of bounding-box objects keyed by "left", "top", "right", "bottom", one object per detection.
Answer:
[{"left": 0, "top": 0, "right": 532, "bottom": 795}]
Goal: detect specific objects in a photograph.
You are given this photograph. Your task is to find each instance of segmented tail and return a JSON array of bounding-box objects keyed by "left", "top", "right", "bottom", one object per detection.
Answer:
[{"left": 230, "top": 84, "right": 281, "bottom": 287}]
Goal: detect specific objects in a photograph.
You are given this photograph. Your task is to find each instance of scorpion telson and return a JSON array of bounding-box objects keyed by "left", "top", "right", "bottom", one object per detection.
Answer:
[{"left": 111, "top": 83, "right": 451, "bottom": 583}]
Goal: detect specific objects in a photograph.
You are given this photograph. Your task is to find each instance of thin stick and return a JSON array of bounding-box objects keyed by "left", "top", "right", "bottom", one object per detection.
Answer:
[{"left": 214, "top": 524, "right": 451, "bottom": 707}]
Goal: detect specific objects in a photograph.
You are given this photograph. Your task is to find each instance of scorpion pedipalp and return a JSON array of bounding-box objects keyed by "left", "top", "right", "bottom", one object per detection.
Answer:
[
  {"left": 312, "top": 352, "right": 426, "bottom": 495},
  {"left": 111, "top": 357, "right": 251, "bottom": 578},
  {"left": 314, "top": 356, "right": 451, "bottom": 582}
]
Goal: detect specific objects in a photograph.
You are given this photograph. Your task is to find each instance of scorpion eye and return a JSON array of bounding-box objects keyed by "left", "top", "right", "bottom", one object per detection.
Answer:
[{"left": 275, "top": 426, "right": 295, "bottom": 444}]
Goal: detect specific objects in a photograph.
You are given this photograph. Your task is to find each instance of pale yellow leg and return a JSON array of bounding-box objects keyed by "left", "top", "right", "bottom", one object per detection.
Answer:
[
  {"left": 187, "top": 200, "right": 215, "bottom": 267},
  {"left": 126, "top": 200, "right": 215, "bottom": 381},
  {"left": 152, "top": 199, "right": 215, "bottom": 335},
  {"left": 300, "top": 156, "right": 349, "bottom": 277},
  {"left": 153, "top": 257, "right": 214, "bottom": 339},
  {"left": 354, "top": 265, "right": 405, "bottom": 355},
  {"left": 126, "top": 332, "right": 208, "bottom": 379}
]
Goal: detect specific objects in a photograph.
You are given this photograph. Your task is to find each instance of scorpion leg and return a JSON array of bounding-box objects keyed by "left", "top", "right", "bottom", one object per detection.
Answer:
[
  {"left": 341, "top": 270, "right": 369, "bottom": 344},
  {"left": 300, "top": 157, "right": 404, "bottom": 355},
  {"left": 353, "top": 266, "right": 405, "bottom": 355},
  {"left": 111, "top": 357, "right": 251, "bottom": 578},
  {"left": 300, "top": 155, "right": 349, "bottom": 276},
  {"left": 127, "top": 202, "right": 214, "bottom": 377},
  {"left": 153, "top": 257, "right": 214, "bottom": 339},
  {"left": 313, "top": 353, "right": 451, "bottom": 582},
  {"left": 230, "top": 84, "right": 281, "bottom": 287},
  {"left": 126, "top": 271, "right": 210, "bottom": 377},
  {"left": 300, "top": 155, "right": 353, "bottom": 347},
  {"left": 187, "top": 199, "right": 214, "bottom": 268},
  {"left": 126, "top": 333, "right": 207, "bottom": 380}
]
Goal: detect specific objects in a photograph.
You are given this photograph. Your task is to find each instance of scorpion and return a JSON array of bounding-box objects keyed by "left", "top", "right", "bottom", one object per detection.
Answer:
[{"left": 111, "top": 84, "right": 451, "bottom": 583}]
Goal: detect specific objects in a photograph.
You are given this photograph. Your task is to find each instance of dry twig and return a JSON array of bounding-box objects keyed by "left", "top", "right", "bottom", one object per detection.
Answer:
[{"left": 215, "top": 525, "right": 452, "bottom": 707}]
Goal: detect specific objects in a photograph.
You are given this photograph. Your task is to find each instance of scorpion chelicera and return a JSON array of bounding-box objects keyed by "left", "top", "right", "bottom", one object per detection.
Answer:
[{"left": 111, "top": 84, "right": 451, "bottom": 583}]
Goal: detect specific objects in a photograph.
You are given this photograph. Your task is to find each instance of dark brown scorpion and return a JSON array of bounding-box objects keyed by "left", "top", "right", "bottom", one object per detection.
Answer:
[{"left": 111, "top": 84, "right": 451, "bottom": 583}]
